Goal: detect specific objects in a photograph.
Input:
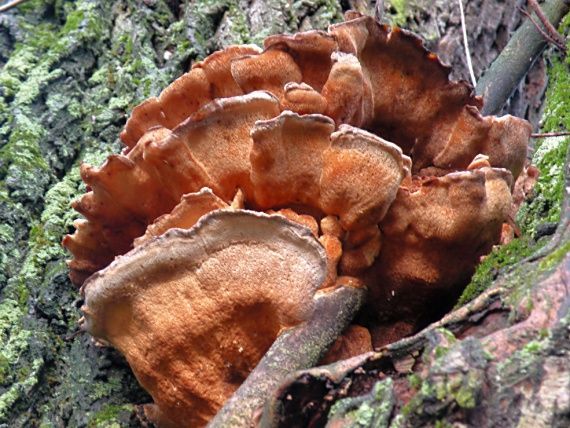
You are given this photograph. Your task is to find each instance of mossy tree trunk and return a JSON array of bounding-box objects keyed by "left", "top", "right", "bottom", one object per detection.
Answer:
[{"left": 0, "top": 1, "right": 567, "bottom": 427}]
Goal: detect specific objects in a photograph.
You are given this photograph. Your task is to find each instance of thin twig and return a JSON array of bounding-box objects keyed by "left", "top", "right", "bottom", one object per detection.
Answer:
[
  {"left": 0, "top": 0, "right": 28, "bottom": 13},
  {"left": 527, "top": 0, "right": 567, "bottom": 51},
  {"left": 518, "top": 6, "right": 568, "bottom": 51},
  {"left": 531, "top": 131, "right": 570, "bottom": 138},
  {"left": 458, "top": 0, "right": 477, "bottom": 88},
  {"left": 375, "top": 0, "right": 384, "bottom": 23},
  {"left": 64, "top": 329, "right": 85, "bottom": 341}
]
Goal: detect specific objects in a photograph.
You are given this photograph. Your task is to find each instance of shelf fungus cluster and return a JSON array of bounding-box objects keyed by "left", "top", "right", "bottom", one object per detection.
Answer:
[{"left": 63, "top": 11, "right": 532, "bottom": 428}]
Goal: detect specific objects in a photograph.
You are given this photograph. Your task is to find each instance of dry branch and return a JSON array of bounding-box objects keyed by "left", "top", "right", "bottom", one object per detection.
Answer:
[
  {"left": 528, "top": 0, "right": 568, "bottom": 50},
  {"left": 476, "top": 0, "right": 570, "bottom": 115},
  {"left": 0, "top": 0, "right": 28, "bottom": 13}
]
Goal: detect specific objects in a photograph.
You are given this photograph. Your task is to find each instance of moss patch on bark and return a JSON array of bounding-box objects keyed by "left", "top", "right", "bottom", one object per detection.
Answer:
[{"left": 457, "top": 15, "right": 570, "bottom": 305}]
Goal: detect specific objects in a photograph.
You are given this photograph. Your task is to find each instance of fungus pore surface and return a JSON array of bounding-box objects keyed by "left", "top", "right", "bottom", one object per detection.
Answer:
[{"left": 64, "top": 11, "right": 532, "bottom": 427}]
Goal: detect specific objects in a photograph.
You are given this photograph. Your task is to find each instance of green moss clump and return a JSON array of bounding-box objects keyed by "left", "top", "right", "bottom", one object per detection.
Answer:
[
  {"left": 456, "top": 237, "right": 535, "bottom": 306},
  {"left": 327, "top": 378, "right": 394, "bottom": 426},
  {"left": 495, "top": 339, "right": 548, "bottom": 387},
  {"left": 518, "top": 137, "right": 569, "bottom": 236},
  {"left": 87, "top": 404, "right": 134, "bottom": 428},
  {"left": 0, "top": 0, "right": 188, "bottom": 423},
  {"left": 539, "top": 240, "right": 570, "bottom": 270},
  {"left": 389, "top": 0, "right": 410, "bottom": 26}
]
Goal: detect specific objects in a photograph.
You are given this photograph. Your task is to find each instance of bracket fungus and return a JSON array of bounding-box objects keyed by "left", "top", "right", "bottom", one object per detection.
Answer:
[
  {"left": 63, "top": 10, "right": 533, "bottom": 428},
  {"left": 81, "top": 210, "right": 363, "bottom": 427}
]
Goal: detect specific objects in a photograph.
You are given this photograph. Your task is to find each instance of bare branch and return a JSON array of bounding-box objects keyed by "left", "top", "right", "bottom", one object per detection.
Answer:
[
  {"left": 528, "top": 0, "right": 568, "bottom": 50},
  {"left": 0, "top": 0, "right": 28, "bottom": 13},
  {"left": 476, "top": 0, "right": 570, "bottom": 115},
  {"left": 531, "top": 131, "right": 570, "bottom": 138},
  {"left": 519, "top": 5, "right": 568, "bottom": 51}
]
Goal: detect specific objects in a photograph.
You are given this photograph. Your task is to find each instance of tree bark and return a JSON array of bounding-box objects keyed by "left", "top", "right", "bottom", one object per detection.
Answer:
[
  {"left": 476, "top": 0, "right": 570, "bottom": 114},
  {"left": 0, "top": 1, "right": 567, "bottom": 426}
]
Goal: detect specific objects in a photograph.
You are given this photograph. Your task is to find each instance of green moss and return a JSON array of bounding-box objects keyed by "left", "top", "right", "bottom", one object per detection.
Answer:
[
  {"left": 0, "top": 150, "right": 116, "bottom": 421},
  {"left": 541, "top": 13, "right": 570, "bottom": 132},
  {"left": 184, "top": 0, "right": 252, "bottom": 58},
  {"left": 0, "top": 358, "right": 43, "bottom": 419},
  {"left": 17, "top": 0, "right": 49, "bottom": 14},
  {"left": 89, "top": 372, "right": 124, "bottom": 401},
  {"left": 0, "top": 114, "right": 51, "bottom": 205},
  {"left": 327, "top": 379, "right": 394, "bottom": 426},
  {"left": 456, "top": 237, "right": 535, "bottom": 306},
  {"left": 446, "top": 374, "right": 476, "bottom": 408},
  {"left": 434, "top": 345, "right": 449, "bottom": 360},
  {"left": 423, "top": 329, "right": 457, "bottom": 364},
  {"left": 515, "top": 12, "right": 570, "bottom": 256},
  {"left": 408, "top": 371, "right": 479, "bottom": 416},
  {"left": 454, "top": 384, "right": 476, "bottom": 409},
  {"left": 518, "top": 137, "right": 569, "bottom": 237},
  {"left": 0, "top": 0, "right": 189, "bottom": 423},
  {"left": 437, "top": 328, "right": 457, "bottom": 343},
  {"left": 87, "top": 404, "right": 134, "bottom": 428},
  {"left": 408, "top": 373, "right": 422, "bottom": 390},
  {"left": 539, "top": 240, "right": 570, "bottom": 270},
  {"left": 0, "top": 158, "right": 83, "bottom": 421},
  {"left": 495, "top": 339, "right": 548, "bottom": 387},
  {"left": 399, "top": 337, "right": 491, "bottom": 424},
  {"left": 184, "top": 0, "right": 342, "bottom": 56},
  {"left": 291, "top": 0, "right": 343, "bottom": 34},
  {"left": 457, "top": 18, "right": 570, "bottom": 306},
  {"left": 224, "top": 3, "right": 252, "bottom": 45},
  {"left": 0, "top": 0, "right": 111, "bottom": 211},
  {"left": 0, "top": 300, "right": 32, "bottom": 385},
  {"left": 390, "top": 0, "right": 409, "bottom": 26}
]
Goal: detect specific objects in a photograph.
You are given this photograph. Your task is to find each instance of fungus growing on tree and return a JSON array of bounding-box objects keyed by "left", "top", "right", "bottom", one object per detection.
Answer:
[
  {"left": 63, "top": 10, "right": 533, "bottom": 427},
  {"left": 364, "top": 162, "right": 515, "bottom": 346},
  {"left": 81, "top": 210, "right": 333, "bottom": 427}
]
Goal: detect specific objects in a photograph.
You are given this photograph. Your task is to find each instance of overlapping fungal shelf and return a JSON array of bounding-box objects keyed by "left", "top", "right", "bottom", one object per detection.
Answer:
[{"left": 63, "top": 11, "right": 532, "bottom": 428}]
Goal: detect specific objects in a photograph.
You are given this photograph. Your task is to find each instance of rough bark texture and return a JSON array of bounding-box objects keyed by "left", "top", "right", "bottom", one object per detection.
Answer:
[
  {"left": 0, "top": 0, "right": 567, "bottom": 427},
  {"left": 476, "top": 0, "right": 570, "bottom": 115}
]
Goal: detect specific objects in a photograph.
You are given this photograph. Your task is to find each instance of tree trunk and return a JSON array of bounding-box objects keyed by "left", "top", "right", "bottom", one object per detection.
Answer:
[{"left": 0, "top": 0, "right": 567, "bottom": 426}]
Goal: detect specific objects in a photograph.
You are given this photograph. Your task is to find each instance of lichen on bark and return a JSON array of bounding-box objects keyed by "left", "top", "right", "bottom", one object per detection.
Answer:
[{"left": 0, "top": 0, "right": 190, "bottom": 424}]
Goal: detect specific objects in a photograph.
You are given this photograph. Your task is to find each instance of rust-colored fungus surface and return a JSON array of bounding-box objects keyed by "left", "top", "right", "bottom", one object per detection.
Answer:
[
  {"left": 81, "top": 210, "right": 327, "bottom": 427},
  {"left": 63, "top": 11, "right": 532, "bottom": 427}
]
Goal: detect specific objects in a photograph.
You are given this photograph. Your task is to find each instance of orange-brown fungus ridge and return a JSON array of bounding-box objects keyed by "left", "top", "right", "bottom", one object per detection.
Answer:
[{"left": 64, "top": 11, "right": 532, "bottom": 428}]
